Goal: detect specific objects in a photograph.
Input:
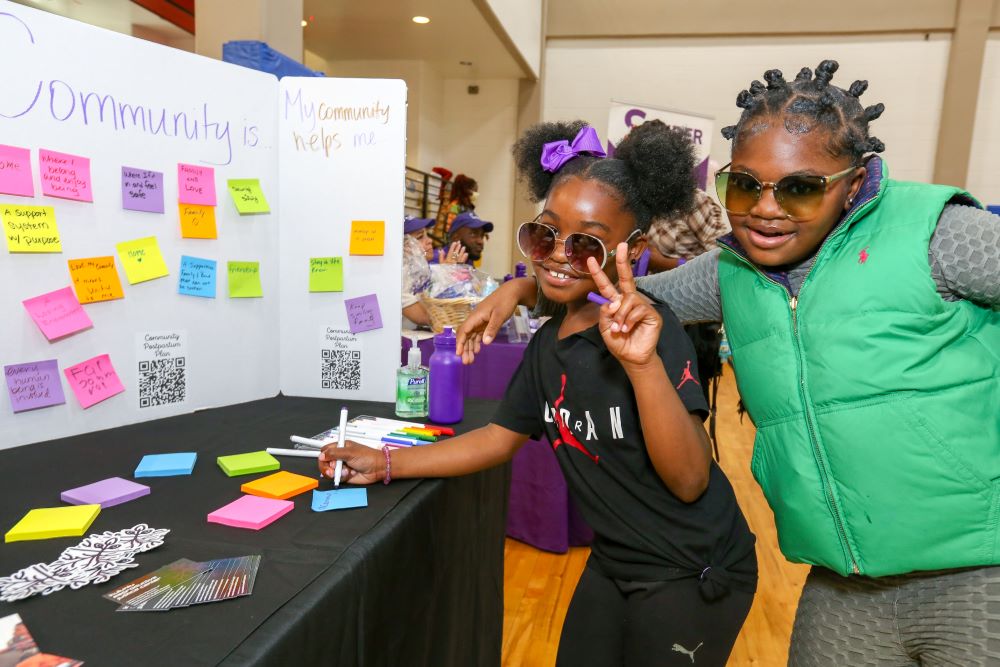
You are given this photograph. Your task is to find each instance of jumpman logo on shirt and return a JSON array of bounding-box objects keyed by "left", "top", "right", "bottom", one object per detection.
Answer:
[
  {"left": 676, "top": 360, "right": 700, "bottom": 390},
  {"left": 551, "top": 374, "right": 599, "bottom": 463}
]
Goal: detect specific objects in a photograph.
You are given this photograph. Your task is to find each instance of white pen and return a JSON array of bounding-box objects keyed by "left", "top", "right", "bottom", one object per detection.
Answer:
[
  {"left": 290, "top": 435, "right": 333, "bottom": 448},
  {"left": 291, "top": 434, "right": 384, "bottom": 449},
  {"left": 334, "top": 406, "right": 348, "bottom": 487},
  {"left": 267, "top": 447, "right": 320, "bottom": 458}
]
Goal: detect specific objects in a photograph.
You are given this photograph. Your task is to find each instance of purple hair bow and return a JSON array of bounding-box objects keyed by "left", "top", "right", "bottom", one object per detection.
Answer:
[{"left": 540, "top": 126, "right": 607, "bottom": 173}]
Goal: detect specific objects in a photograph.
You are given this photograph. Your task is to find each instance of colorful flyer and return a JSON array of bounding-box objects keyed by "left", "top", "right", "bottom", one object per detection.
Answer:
[
  {"left": 177, "top": 163, "right": 216, "bottom": 206},
  {"left": 344, "top": 293, "right": 383, "bottom": 333},
  {"left": 179, "top": 204, "right": 218, "bottom": 239},
  {"left": 4, "top": 359, "right": 66, "bottom": 413},
  {"left": 0, "top": 144, "right": 35, "bottom": 197},
  {"left": 227, "top": 178, "right": 270, "bottom": 214},
  {"left": 228, "top": 261, "right": 262, "bottom": 298},
  {"left": 39, "top": 149, "right": 93, "bottom": 202},
  {"left": 309, "top": 257, "right": 344, "bottom": 292},
  {"left": 349, "top": 220, "right": 385, "bottom": 255},
  {"left": 63, "top": 353, "right": 125, "bottom": 409},
  {"left": 2, "top": 204, "right": 61, "bottom": 253},
  {"left": 116, "top": 236, "right": 169, "bottom": 284},
  {"left": 121, "top": 167, "right": 165, "bottom": 213},
  {"left": 68, "top": 256, "right": 125, "bottom": 304},
  {"left": 178, "top": 255, "right": 217, "bottom": 298},
  {"left": 22, "top": 286, "right": 92, "bottom": 340}
]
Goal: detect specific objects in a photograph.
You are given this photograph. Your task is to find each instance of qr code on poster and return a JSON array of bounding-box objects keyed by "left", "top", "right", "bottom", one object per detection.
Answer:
[
  {"left": 321, "top": 349, "right": 361, "bottom": 390},
  {"left": 138, "top": 357, "right": 186, "bottom": 408}
]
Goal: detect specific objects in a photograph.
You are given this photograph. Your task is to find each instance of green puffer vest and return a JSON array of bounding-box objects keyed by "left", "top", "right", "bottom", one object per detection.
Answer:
[{"left": 718, "top": 165, "right": 1000, "bottom": 577}]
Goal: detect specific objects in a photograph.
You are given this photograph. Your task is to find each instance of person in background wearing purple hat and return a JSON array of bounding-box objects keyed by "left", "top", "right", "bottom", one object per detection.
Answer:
[{"left": 449, "top": 210, "right": 494, "bottom": 265}]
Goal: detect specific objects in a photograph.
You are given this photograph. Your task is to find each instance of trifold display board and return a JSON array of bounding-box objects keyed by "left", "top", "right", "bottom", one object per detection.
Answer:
[{"left": 0, "top": 2, "right": 405, "bottom": 451}]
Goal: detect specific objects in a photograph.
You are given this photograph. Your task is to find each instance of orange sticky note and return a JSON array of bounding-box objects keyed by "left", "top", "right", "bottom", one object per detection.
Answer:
[
  {"left": 179, "top": 204, "right": 218, "bottom": 239},
  {"left": 68, "top": 256, "right": 124, "bottom": 304},
  {"left": 240, "top": 471, "right": 318, "bottom": 500},
  {"left": 349, "top": 220, "right": 385, "bottom": 256}
]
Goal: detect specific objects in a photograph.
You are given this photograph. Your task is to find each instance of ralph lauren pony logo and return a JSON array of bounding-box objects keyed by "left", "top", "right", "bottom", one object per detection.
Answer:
[{"left": 858, "top": 246, "right": 870, "bottom": 264}]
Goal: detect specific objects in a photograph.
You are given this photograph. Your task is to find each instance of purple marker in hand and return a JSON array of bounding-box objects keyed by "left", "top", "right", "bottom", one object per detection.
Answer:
[{"left": 587, "top": 291, "right": 611, "bottom": 306}]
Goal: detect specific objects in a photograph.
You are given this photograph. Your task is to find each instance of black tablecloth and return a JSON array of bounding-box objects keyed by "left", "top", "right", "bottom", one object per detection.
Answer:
[{"left": 0, "top": 396, "right": 509, "bottom": 666}]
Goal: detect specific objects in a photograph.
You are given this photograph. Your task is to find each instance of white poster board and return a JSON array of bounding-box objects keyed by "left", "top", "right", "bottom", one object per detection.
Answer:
[
  {"left": 277, "top": 78, "right": 406, "bottom": 402},
  {"left": 607, "top": 100, "right": 714, "bottom": 190}
]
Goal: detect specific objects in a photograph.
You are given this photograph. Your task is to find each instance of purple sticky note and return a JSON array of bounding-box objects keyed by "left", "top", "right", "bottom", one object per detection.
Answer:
[
  {"left": 345, "top": 294, "right": 383, "bottom": 334},
  {"left": 63, "top": 354, "right": 125, "bottom": 409},
  {"left": 22, "top": 286, "right": 93, "bottom": 340},
  {"left": 61, "top": 477, "right": 150, "bottom": 508},
  {"left": 177, "top": 163, "right": 216, "bottom": 206},
  {"left": 39, "top": 149, "right": 93, "bottom": 202},
  {"left": 4, "top": 359, "right": 66, "bottom": 413},
  {"left": 0, "top": 144, "right": 35, "bottom": 197},
  {"left": 121, "top": 167, "right": 164, "bottom": 213}
]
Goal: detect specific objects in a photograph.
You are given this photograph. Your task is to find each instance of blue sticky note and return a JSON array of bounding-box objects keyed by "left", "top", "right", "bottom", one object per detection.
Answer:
[
  {"left": 312, "top": 488, "right": 368, "bottom": 512},
  {"left": 178, "top": 255, "right": 217, "bottom": 298},
  {"left": 135, "top": 452, "right": 198, "bottom": 477}
]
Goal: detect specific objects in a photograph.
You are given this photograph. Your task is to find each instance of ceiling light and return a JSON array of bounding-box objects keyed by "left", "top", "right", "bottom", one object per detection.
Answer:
[
  {"left": 301, "top": 20, "right": 308, "bottom": 27},
  {"left": 412, "top": 16, "right": 430, "bottom": 24}
]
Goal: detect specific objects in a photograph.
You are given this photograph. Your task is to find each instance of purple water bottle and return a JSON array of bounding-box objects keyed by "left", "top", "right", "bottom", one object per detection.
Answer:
[
  {"left": 515, "top": 262, "right": 527, "bottom": 278},
  {"left": 429, "top": 327, "right": 464, "bottom": 424}
]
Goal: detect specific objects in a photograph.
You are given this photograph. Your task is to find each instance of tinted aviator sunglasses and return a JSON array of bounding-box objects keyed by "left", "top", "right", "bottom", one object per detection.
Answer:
[
  {"left": 715, "top": 163, "right": 857, "bottom": 221},
  {"left": 516, "top": 220, "right": 640, "bottom": 274}
]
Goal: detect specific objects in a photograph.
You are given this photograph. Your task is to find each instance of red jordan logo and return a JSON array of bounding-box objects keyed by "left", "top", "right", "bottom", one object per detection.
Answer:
[
  {"left": 859, "top": 246, "right": 870, "bottom": 264},
  {"left": 676, "top": 360, "right": 700, "bottom": 390},
  {"left": 551, "top": 374, "right": 599, "bottom": 463}
]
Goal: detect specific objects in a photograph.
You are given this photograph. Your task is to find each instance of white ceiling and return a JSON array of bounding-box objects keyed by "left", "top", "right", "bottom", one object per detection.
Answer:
[{"left": 302, "top": 0, "right": 525, "bottom": 78}]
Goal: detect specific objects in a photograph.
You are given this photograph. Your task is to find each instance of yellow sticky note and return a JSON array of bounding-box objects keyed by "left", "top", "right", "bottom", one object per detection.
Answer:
[
  {"left": 116, "top": 236, "right": 169, "bottom": 284},
  {"left": 5, "top": 504, "right": 101, "bottom": 543},
  {"left": 349, "top": 220, "right": 385, "bottom": 256},
  {"left": 228, "top": 260, "right": 262, "bottom": 298},
  {"left": 227, "top": 179, "right": 270, "bottom": 214},
  {"left": 241, "top": 471, "right": 318, "bottom": 499},
  {"left": 68, "top": 256, "right": 125, "bottom": 304},
  {"left": 179, "top": 204, "right": 218, "bottom": 239},
  {"left": 3, "top": 204, "right": 62, "bottom": 253},
  {"left": 309, "top": 257, "right": 343, "bottom": 292}
]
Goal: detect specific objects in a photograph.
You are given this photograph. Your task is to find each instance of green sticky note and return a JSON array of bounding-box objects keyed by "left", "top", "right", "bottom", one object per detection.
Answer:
[
  {"left": 227, "top": 179, "right": 270, "bottom": 214},
  {"left": 228, "top": 261, "right": 262, "bottom": 298},
  {"left": 309, "top": 257, "right": 343, "bottom": 292},
  {"left": 217, "top": 451, "right": 280, "bottom": 477}
]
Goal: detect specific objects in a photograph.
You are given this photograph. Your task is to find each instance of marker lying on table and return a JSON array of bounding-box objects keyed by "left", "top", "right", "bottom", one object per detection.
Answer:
[
  {"left": 587, "top": 291, "right": 611, "bottom": 306},
  {"left": 353, "top": 416, "right": 455, "bottom": 437},
  {"left": 267, "top": 448, "right": 320, "bottom": 458}
]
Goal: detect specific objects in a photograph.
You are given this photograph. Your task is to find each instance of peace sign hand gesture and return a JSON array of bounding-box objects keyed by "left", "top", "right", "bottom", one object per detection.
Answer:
[{"left": 588, "top": 243, "right": 662, "bottom": 369}]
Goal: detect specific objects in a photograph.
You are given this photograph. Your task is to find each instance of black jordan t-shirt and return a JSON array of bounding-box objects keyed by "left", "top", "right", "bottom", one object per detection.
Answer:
[{"left": 493, "top": 303, "right": 757, "bottom": 591}]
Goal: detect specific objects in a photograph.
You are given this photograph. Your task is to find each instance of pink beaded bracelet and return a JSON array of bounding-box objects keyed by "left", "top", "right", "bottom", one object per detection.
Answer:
[{"left": 382, "top": 445, "right": 392, "bottom": 485}]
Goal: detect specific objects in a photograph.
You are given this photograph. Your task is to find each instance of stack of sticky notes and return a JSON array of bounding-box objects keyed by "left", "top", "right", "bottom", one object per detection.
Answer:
[
  {"left": 5, "top": 504, "right": 101, "bottom": 543},
  {"left": 241, "top": 471, "right": 318, "bottom": 500},
  {"left": 135, "top": 452, "right": 198, "bottom": 477},
  {"left": 61, "top": 477, "right": 150, "bottom": 508},
  {"left": 312, "top": 488, "right": 369, "bottom": 512},
  {"left": 207, "top": 495, "right": 293, "bottom": 530},
  {"left": 217, "top": 451, "right": 279, "bottom": 477}
]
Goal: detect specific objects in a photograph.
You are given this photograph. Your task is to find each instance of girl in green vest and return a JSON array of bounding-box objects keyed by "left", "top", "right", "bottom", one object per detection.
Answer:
[{"left": 459, "top": 60, "right": 1000, "bottom": 665}]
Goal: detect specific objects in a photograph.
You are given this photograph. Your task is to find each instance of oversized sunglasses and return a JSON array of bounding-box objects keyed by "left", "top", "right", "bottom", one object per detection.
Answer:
[
  {"left": 715, "top": 163, "right": 857, "bottom": 221},
  {"left": 516, "top": 220, "right": 640, "bottom": 274}
]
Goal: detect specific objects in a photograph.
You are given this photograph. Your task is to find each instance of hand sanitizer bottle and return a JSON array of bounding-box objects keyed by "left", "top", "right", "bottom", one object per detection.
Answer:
[{"left": 396, "top": 336, "right": 429, "bottom": 418}]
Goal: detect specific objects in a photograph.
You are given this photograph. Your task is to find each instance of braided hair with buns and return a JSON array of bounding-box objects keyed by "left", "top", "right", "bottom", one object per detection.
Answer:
[
  {"left": 720, "top": 59, "right": 885, "bottom": 165},
  {"left": 512, "top": 119, "right": 697, "bottom": 233}
]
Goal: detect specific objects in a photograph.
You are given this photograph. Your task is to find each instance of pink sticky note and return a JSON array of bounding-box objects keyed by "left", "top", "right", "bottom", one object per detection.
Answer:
[
  {"left": 0, "top": 144, "right": 35, "bottom": 197},
  {"left": 22, "top": 286, "right": 93, "bottom": 340},
  {"left": 178, "top": 163, "right": 216, "bottom": 206},
  {"left": 207, "top": 495, "right": 294, "bottom": 530},
  {"left": 63, "top": 354, "right": 124, "bottom": 409},
  {"left": 345, "top": 294, "right": 383, "bottom": 334},
  {"left": 39, "top": 149, "right": 93, "bottom": 202}
]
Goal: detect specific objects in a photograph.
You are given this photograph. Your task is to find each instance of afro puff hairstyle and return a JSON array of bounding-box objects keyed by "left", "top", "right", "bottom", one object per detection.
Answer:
[{"left": 511, "top": 119, "right": 697, "bottom": 233}]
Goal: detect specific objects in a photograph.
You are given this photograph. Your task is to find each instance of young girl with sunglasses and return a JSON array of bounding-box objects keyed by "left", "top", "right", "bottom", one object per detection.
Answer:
[
  {"left": 460, "top": 60, "right": 1000, "bottom": 664},
  {"left": 319, "top": 120, "right": 757, "bottom": 667}
]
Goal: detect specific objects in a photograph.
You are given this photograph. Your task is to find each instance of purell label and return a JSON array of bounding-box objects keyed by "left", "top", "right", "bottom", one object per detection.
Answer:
[{"left": 407, "top": 377, "right": 426, "bottom": 386}]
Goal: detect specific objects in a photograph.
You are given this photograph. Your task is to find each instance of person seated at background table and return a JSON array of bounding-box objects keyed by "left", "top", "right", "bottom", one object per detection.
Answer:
[
  {"left": 403, "top": 216, "right": 469, "bottom": 328},
  {"left": 432, "top": 173, "right": 478, "bottom": 243},
  {"left": 322, "top": 120, "right": 757, "bottom": 667},
  {"left": 448, "top": 211, "right": 494, "bottom": 266}
]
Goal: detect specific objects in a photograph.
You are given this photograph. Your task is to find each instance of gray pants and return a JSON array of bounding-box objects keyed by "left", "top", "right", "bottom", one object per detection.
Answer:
[{"left": 789, "top": 565, "right": 1000, "bottom": 666}]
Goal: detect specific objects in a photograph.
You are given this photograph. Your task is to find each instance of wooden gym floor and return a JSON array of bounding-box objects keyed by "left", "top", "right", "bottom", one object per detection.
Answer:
[{"left": 501, "top": 365, "right": 810, "bottom": 666}]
